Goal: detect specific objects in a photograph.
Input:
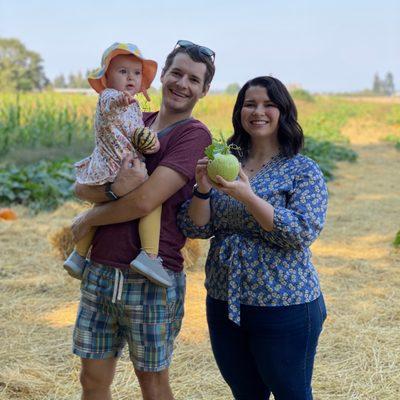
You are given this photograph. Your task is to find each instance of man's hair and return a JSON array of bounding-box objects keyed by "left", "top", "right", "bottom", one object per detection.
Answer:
[
  {"left": 228, "top": 76, "right": 304, "bottom": 160},
  {"left": 162, "top": 46, "right": 215, "bottom": 90}
]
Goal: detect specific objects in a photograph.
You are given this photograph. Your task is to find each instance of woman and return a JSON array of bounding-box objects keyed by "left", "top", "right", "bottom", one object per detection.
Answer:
[{"left": 178, "top": 76, "right": 328, "bottom": 400}]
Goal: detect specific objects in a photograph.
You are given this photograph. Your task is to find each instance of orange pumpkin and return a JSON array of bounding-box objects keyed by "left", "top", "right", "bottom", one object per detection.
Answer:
[{"left": 0, "top": 208, "right": 17, "bottom": 221}]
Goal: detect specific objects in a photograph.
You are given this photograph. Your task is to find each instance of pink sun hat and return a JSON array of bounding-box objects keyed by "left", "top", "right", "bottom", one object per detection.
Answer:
[{"left": 88, "top": 42, "right": 157, "bottom": 100}]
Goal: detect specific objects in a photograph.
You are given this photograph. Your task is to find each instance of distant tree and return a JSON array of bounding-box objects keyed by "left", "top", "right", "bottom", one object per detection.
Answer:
[
  {"left": 53, "top": 74, "right": 67, "bottom": 88},
  {"left": 290, "top": 88, "right": 315, "bottom": 102},
  {"left": 383, "top": 72, "right": 395, "bottom": 96},
  {"left": 67, "top": 71, "right": 90, "bottom": 89},
  {"left": 225, "top": 83, "right": 240, "bottom": 94},
  {"left": 372, "top": 73, "right": 382, "bottom": 94},
  {"left": 0, "top": 37, "right": 49, "bottom": 92},
  {"left": 68, "top": 72, "right": 78, "bottom": 88}
]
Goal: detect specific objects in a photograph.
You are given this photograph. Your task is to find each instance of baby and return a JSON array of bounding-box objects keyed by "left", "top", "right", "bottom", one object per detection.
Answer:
[{"left": 64, "top": 42, "right": 172, "bottom": 288}]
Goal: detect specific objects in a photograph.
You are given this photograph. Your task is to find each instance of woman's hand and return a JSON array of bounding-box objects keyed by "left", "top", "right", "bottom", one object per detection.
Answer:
[
  {"left": 112, "top": 153, "right": 148, "bottom": 197},
  {"left": 195, "top": 157, "right": 213, "bottom": 193},
  {"left": 214, "top": 168, "right": 255, "bottom": 204},
  {"left": 71, "top": 210, "right": 92, "bottom": 243}
]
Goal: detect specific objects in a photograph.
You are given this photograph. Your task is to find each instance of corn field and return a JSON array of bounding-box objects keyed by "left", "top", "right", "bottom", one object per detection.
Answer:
[{"left": 1, "top": 91, "right": 399, "bottom": 157}]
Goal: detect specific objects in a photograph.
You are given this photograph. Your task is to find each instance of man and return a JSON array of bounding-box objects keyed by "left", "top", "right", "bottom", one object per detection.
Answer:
[{"left": 71, "top": 40, "right": 215, "bottom": 400}]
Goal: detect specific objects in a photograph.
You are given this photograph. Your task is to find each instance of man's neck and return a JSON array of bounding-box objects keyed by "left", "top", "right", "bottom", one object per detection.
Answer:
[{"left": 151, "top": 105, "right": 192, "bottom": 132}]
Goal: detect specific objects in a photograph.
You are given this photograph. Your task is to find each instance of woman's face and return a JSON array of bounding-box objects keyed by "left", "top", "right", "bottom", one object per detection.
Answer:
[{"left": 240, "top": 85, "right": 280, "bottom": 140}]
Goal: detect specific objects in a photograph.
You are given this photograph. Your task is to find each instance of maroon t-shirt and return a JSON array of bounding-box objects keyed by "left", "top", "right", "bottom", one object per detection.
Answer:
[{"left": 90, "top": 112, "right": 212, "bottom": 272}]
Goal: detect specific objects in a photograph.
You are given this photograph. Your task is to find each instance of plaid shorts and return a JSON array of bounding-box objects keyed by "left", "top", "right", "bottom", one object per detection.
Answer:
[{"left": 72, "top": 261, "right": 186, "bottom": 371}]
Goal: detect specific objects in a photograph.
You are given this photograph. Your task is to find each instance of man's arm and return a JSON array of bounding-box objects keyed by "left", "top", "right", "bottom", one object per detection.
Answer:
[
  {"left": 72, "top": 125, "right": 212, "bottom": 241},
  {"left": 83, "top": 165, "right": 187, "bottom": 226},
  {"left": 74, "top": 183, "right": 109, "bottom": 203},
  {"left": 74, "top": 155, "right": 148, "bottom": 203}
]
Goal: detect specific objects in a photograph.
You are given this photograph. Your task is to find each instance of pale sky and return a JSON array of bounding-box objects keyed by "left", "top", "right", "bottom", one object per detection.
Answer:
[{"left": 1, "top": 0, "right": 399, "bottom": 92}]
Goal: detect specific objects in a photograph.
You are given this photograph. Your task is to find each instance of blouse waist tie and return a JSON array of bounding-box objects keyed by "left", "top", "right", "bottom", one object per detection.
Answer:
[{"left": 221, "top": 233, "right": 243, "bottom": 326}]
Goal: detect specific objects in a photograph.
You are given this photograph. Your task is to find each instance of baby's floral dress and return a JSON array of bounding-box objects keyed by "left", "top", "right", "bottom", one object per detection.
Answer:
[{"left": 75, "top": 88, "right": 144, "bottom": 185}]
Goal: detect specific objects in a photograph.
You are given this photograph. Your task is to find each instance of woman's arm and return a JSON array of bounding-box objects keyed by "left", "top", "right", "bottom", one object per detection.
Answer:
[
  {"left": 241, "top": 190, "right": 275, "bottom": 231},
  {"left": 215, "top": 161, "right": 328, "bottom": 249},
  {"left": 177, "top": 157, "right": 215, "bottom": 239},
  {"left": 214, "top": 168, "right": 275, "bottom": 231},
  {"left": 186, "top": 158, "right": 213, "bottom": 226},
  {"left": 188, "top": 195, "right": 212, "bottom": 227},
  {"left": 266, "top": 163, "right": 328, "bottom": 248}
]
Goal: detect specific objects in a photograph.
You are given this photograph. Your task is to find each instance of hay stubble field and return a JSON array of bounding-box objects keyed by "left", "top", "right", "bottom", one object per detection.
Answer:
[{"left": 1, "top": 94, "right": 400, "bottom": 399}]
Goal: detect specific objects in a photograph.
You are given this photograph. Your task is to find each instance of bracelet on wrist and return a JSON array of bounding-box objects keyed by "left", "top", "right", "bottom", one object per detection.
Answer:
[
  {"left": 105, "top": 182, "right": 120, "bottom": 201},
  {"left": 192, "top": 184, "right": 212, "bottom": 200}
]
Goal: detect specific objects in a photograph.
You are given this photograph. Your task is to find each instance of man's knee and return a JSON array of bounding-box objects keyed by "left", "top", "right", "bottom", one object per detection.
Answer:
[
  {"left": 135, "top": 368, "right": 169, "bottom": 385},
  {"left": 135, "top": 369, "right": 172, "bottom": 399},
  {"left": 80, "top": 359, "right": 116, "bottom": 391}
]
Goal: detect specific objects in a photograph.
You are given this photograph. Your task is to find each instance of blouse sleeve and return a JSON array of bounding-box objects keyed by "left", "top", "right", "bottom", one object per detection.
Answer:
[
  {"left": 177, "top": 198, "right": 215, "bottom": 239},
  {"left": 259, "top": 159, "right": 328, "bottom": 249}
]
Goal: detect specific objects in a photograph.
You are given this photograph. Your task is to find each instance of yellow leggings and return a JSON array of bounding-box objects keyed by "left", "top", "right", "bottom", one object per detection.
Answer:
[{"left": 75, "top": 205, "right": 162, "bottom": 257}]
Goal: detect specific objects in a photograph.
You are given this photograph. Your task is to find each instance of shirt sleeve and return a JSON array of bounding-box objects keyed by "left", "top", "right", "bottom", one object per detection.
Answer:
[
  {"left": 159, "top": 125, "right": 212, "bottom": 181},
  {"left": 99, "top": 89, "right": 126, "bottom": 114},
  {"left": 259, "top": 159, "right": 328, "bottom": 249},
  {"left": 177, "top": 197, "right": 215, "bottom": 239}
]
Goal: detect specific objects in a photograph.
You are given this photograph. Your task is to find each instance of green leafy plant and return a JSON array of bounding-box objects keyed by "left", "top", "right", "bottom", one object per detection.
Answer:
[
  {"left": 204, "top": 138, "right": 232, "bottom": 160},
  {"left": 394, "top": 231, "right": 400, "bottom": 248},
  {"left": 0, "top": 160, "right": 75, "bottom": 212},
  {"left": 303, "top": 137, "right": 358, "bottom": 180},
  {"left": 385, "top": 134, "right": 400, "bottom": 151}
]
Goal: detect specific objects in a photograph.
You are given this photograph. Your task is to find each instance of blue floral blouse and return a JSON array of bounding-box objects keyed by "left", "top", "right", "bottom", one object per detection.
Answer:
[{"left": 177, "top": 154, "right": 328, "bottom": 325}]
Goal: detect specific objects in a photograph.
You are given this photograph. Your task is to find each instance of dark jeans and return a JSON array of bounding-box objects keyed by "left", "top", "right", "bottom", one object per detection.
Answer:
[{"left": 206, "top": 295, "right": 327, "bottom": 400}]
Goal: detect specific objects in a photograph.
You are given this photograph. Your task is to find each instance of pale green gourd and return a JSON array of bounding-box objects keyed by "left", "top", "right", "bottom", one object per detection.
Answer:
[
  {"left": 207, "top": 153, "right": 240, "bottom": 182},
  {"left": 204, "top": 138, "right": 240, "bottom": 182}
]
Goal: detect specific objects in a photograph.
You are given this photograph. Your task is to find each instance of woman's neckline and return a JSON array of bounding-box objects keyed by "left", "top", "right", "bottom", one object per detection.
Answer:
[{"left": 242, "top": 152, "right": 281, "bottom": 179}]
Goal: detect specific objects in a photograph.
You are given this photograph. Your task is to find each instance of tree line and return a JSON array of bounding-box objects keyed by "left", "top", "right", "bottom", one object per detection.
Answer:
[
  {"left": 53, "top": 72, "right": 90, "bottom": 89},
  {"left": 0, "top": 37, "right": 398, "bottom": 95},
  {"left": 0, "top": 37, "right": 90, "bottom": 91},
  {"left": 372, "top": 72, "right": 395, "bottom": 96},
  {"left": 0, "top": 38, "right": 49, "bottom": 91}
]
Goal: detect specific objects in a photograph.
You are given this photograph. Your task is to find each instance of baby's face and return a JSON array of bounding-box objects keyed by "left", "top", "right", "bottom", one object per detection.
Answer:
[{"left": 106, "top": 54, "right": 143, "bottom": 95}]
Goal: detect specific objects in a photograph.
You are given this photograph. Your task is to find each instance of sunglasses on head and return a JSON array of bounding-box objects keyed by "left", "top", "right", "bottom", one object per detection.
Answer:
[{"left": 175, "top": 40, "right": 215, "bottom": 62}]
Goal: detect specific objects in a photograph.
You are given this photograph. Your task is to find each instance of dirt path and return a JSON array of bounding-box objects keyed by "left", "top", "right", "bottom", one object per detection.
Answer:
[{"left": 1, "top": 115, "right": 399, "bottom": 399}]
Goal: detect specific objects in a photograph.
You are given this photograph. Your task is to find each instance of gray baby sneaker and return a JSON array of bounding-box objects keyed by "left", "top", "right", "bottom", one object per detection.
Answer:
[
  {"left": 130, "top": 250, "right": 172, "bottom": 287},
  {"left": 63, "top": 249, "right": 86, "bottom": 280}
]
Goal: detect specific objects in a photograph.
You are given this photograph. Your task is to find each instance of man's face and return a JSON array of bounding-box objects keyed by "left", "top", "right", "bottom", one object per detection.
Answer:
[{"left": 160, "top": 52, "right": 209, "bottom": 114}]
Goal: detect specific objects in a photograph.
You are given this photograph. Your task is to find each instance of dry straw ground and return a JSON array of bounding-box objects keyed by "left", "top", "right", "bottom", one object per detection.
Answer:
[{"left": 1, "top": 106, "right": 400, "bottom": 399}]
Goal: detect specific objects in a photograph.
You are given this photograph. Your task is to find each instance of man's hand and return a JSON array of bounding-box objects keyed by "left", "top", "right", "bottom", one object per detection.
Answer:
[
  {"left": 74, "top": 153, "right": 148, "bottom": 203},
  {"left": 112, "top": 153, "right": 148, "bottom": 197}
]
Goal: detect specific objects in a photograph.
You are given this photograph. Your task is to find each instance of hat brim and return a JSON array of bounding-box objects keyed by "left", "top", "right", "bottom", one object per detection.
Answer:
[{"left": 88, "top": 49, "right": 157, "bottom": 94}]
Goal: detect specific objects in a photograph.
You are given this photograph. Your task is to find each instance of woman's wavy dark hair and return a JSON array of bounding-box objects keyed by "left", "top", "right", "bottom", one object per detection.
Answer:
[{"left": 227, "top": 76, "right": 304, "bottom": 161}]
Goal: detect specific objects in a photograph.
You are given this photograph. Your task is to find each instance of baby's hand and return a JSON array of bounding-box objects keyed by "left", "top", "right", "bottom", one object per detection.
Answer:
[
  {"left": 116, "top": 91, "right": 136, "bottom": 107},
  {"left": 142, "top": 138, "right": 160, "bottom": 154}
]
